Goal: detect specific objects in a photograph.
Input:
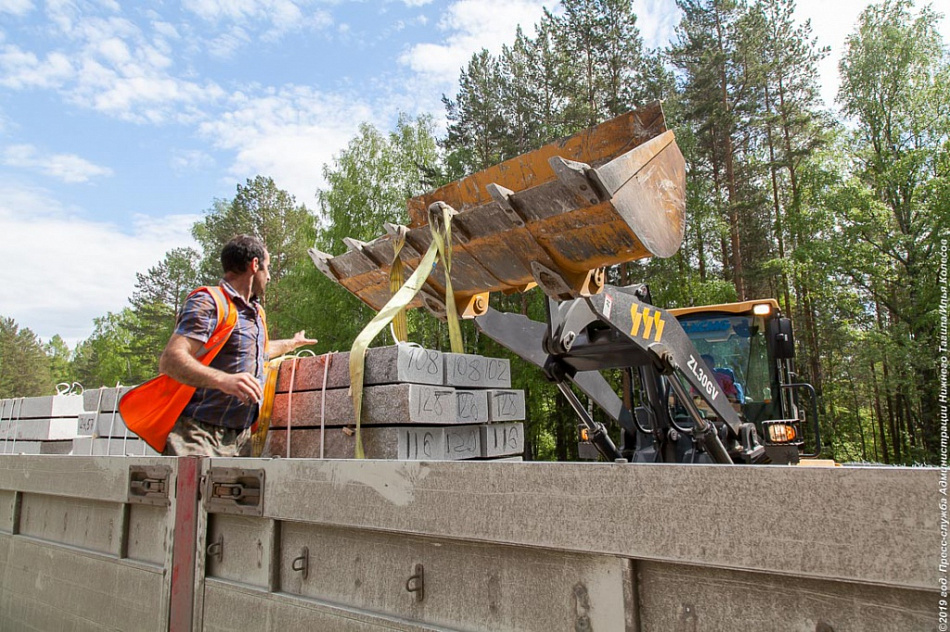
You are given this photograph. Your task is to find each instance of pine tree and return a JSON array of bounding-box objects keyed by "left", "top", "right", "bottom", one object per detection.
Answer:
[
  {"left": 0, "top": 317, "right": 54, "bottom": 397},
  {"left": 546, "top": 0, "right": 645, "bottom": 126},
  {"left": 442, "top": 50, "right": 508, "bottom": 174},
  {"left": 45, "top": 335, "right": 74, "bottom": 388},
  {"left": 671, "top": 0, "right": 750, "bottom": 298}
]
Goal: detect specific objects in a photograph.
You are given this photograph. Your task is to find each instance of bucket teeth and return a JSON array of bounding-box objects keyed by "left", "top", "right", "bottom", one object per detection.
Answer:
[{"left": 308, "top": 248, "right": 338, "bottom": 284}]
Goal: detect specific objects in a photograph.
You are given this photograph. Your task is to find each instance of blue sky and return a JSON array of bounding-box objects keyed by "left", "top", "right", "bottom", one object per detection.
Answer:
[{"left": 0, "top": 0, "right": 944, "bottom": 346}]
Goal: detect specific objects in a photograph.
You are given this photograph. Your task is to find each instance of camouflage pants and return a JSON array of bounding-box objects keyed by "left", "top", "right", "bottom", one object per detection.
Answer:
[{"left": 162, "top": 415, "right": 252, "bottom": 457}]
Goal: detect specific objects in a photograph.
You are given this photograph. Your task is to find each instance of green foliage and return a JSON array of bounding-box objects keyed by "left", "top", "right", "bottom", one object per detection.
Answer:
[
  {"left": 317, "top": 115, "right": 439, "bottom": 247},
  {"left": 45, "top": 335, "right": 74, "bottom": 388},
  {"left": 125, "top": 247, "right": 202, "bottom": 377},
  {"left": 193, "top": 176, "right": 317, "bottom": 339},
  {"left": 0, "top": 317, "right": 54, "bottom": 398},
  {"left": 131, "top": 247, "right": 201, "bottom": 315},
  {"left": 304, "top": 114, "right": 443, "bottom": 352},
  {"left": 443, "top": 0, "right": 659, "bottom": 173},
  {"left": 192, "top": 176, "right": 314, "bottom": 283},
  {"left": 830, "top": 0, "right": 949, "bottom": 461},
  {"left": 547, "top": 0, "right": 645, "bottom": 124},
  {"left": 443, "top": 51, "right": 508, "bottom": 173},
  {"left": 71, "top": 310, "right": 143, "bottom": 388}
]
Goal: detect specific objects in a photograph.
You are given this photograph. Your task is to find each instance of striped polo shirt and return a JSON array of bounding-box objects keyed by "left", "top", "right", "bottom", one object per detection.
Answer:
[{"left": 177, "top": 281, "right": 267, "bottom": 429}]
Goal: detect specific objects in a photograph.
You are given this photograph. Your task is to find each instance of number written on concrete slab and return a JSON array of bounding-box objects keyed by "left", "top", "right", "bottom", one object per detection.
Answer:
[
  {"left": 446, "top": 427, "right": 479, "bottom": 457},
  {"left": 407, "top": 348, "right": 441, "bottom": 375},
  {"left": 493, "top": 392, "right": 518, "bottom": 417},
  {"left": 417, "top": 388, "right": 454, "bottom": 417},
  {"left": 499, "top": 424, "right": 520, "bottom": 450},
  {"left": 453, "top": 356, "right": 483, "bottom": 381},
  {"left": 457, "top": 392, "right": 482, "bottom": 421},
  {"left": 404, "top": 430, "right": 440, "bottom": 460},
  {"left": 486, "top": 359, "right": 509, "bottom": 382},
  {"left": 482, "top": 423, "right": 524, "bottom": 457},
  {"left": 78, "top": 415, "right": 96, "bottom": 434}
]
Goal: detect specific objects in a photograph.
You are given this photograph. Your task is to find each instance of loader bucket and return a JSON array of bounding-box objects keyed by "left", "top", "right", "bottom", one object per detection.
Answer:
[{"left": 310, "top": 101, "right": 685, "bottom": 317}]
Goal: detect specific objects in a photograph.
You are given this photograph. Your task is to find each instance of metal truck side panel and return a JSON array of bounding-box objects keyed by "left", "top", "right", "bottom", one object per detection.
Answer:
[
  {"left": 201, "top": 579, "right": 445, "bottom": 631},
  {"left": 198, "top": 505, "right": 629, "bottom": 631},
  {"left": 0, "top": 456, "right": 935, "bottom": 631},
  {"left": 0, "top": 536, "right": 165, "bottom": 631},
  {"left": 217, "top": 459, "right": 933, "bottom": 591},
  {"left": 188, "top": 458, "right": 933, "bottom": 632},
  {"left": 634, "top": 561, "right": 931, "bottom": 632},
  {"left": 0, "top": 455, "right": 181, "bottom": 631}
]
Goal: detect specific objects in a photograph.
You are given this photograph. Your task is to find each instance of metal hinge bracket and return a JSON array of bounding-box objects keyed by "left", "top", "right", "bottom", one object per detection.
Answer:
[
  {"left": 128, "top": 465, "right": 172, "bottom": 506},
  {"left": 205, "top": 467, "right": 265, "bottom": 516}
]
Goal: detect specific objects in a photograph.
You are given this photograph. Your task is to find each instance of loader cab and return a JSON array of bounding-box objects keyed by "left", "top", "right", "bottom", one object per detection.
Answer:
[{"left": 668, "top": 300, "right": 820, "bottom": 462}]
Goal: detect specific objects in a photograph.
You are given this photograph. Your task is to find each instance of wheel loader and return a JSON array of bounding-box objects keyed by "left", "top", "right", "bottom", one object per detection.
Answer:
[{"left": 310, "top": 101, "right": 821, "bottom": 465}]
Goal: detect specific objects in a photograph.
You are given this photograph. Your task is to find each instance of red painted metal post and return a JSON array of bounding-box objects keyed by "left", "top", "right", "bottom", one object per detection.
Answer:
[{"left": 168, "top": 456, "right": 201, "bottom": 631}]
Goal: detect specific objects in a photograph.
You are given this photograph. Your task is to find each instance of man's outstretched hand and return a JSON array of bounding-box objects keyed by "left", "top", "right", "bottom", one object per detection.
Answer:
[
  {"left": 268, "top": 331, "right": 318, "bottom": 358},
  {"left": 290, "top": 330, "right": 318, "bottom": 350}
]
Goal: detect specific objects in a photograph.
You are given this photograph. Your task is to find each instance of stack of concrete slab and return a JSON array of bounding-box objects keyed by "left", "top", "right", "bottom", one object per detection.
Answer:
[
  {"left": 0, "top": 395, "right": 86, "bottom": 454},
  {"left": 75, "top": 386, "right": 158, "bottom": 456},
  {"left": 263, "top": 344, "right": 526, "bottom": 461}
]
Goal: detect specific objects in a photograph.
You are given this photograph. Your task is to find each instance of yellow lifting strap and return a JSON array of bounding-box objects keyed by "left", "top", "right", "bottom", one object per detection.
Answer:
[
  {"left": 431, "top": 202, "right": 464, "bottom": 353},
  {"left": 348, "top": 202, "right": 463, "bottom": 458},
  {"left": 388, "top": 225, "right": 409, "bottom": 344}
]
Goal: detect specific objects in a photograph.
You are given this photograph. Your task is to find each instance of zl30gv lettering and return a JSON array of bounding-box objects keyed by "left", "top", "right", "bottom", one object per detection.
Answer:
[{"left": 687, "top": 354, "right": 720, "bottom": 401}]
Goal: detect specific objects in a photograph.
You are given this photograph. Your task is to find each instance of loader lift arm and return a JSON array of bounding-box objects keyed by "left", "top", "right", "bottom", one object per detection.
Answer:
[{"left": 475, "top": 283, "right": 767, "bottom": 465}]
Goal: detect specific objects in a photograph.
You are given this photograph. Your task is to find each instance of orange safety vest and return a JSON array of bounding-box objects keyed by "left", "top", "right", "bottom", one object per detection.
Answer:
[{"left": 120, "top": 285, "right": 267, "bottom": 453}]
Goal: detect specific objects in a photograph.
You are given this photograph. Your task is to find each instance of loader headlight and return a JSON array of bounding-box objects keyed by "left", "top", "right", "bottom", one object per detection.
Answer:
[
  {"left": 753, "top": 303, "right": 772, "bottom": 316},
  {"left": 763, "top": 420, "right": 804, "bottom": 445}
]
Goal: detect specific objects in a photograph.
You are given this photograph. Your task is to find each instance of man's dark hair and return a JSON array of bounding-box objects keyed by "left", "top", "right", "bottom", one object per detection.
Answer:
[{"left": 221, "top": 234, "right": 266, "bottom": 274}]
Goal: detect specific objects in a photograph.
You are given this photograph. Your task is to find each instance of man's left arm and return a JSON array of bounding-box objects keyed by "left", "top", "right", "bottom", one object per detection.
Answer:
[{"left": 267, "top": 330, "right": 317, "bottom": 358}]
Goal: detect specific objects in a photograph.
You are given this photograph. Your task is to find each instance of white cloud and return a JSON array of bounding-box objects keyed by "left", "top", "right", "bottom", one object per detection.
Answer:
[
  {"left": 0, "top": 0, "right": 33, "bottom": 16},
  {"left": 184, "top": 0, "right": 299, "bottom": 24},
  {"left": 400, "top": 0, "right": 550, "bottom": 82},
  {"left": 75, "top": 73, "right": 222, "bottom": 124},
  {"left": 1, "top": 9, "right": 226, "bottom": 124},
  {"left": 182, "top": 0, "right": 332, "bottom": 44},
  {"left": 635, "top": 0, "right": 679, "bottom": 51},
  {"left": 95, "top": 36, "right": 133, "bottom": 66},
  {"left": 151, "top": 20, "right": 181, "bottom": 42},
  {"left": 198, "top": 86, "right": 377, "bottom": 207},
  {"left": 207, "top": 26, "right": 251, "bottom": 59},
  {"left": 2, "top": 144, "right": 113, "bottom": 183},
  {"left": 0, "top": 45, "right": 73, "bottom": 89},
  {"left": 171, "top": 148, "right": 216, "bottom": 173},
  {"left": 0, "top": 180, "right": 198, "bottom": 344},
  {"left": 59, "top": 16, "right": 225, "bottom": 123}
]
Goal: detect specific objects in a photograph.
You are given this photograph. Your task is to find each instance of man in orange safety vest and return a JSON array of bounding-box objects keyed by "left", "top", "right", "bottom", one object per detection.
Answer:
[{"left": 158, "top": 234, "right": 316, "bottom": 456}]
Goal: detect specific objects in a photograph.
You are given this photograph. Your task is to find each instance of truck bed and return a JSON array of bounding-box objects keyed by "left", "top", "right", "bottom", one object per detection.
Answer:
[{"left": 0, "top": 455, "right": 935, "bottom": 631}]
